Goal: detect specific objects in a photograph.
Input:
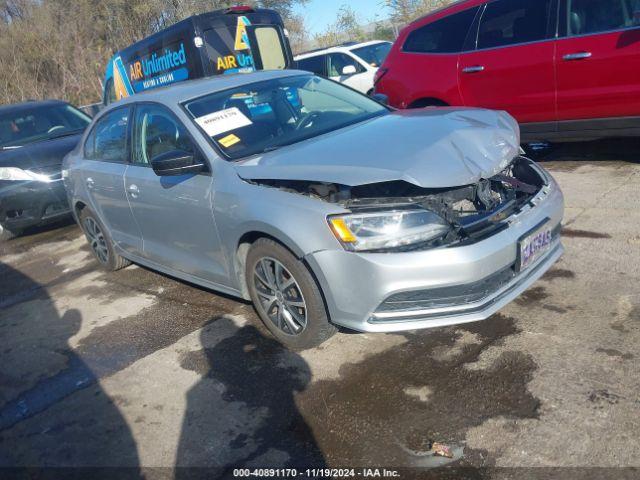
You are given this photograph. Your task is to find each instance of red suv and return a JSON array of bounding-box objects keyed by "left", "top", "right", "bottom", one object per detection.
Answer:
[{"left": 375, "top": 0, "right": 640, "bottom": 142}]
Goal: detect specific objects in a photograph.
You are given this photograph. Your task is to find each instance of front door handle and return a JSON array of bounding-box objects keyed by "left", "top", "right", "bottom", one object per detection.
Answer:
[
  {"left": 128, "top": 184, "right": 139, "bottom": 198},
  {"left": 563, "top": 52, "right": 592, "bottom": 61},
  {"left": 86, "top": 177, "right": 95, "bottom": 190},
  {"left": 462, "top": 65, "right": 485, "bottom": 74}
]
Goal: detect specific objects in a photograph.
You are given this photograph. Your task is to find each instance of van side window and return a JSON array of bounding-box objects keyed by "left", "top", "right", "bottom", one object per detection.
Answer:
[
  {"left": 85, "top": 108, "right": 130, "bottom": 163},
  {"left": 568, "top": 0, "right": 638, "bottom": 36},
  {"left": 132, "top": 105, "right": 195, "bottom": 166},
  {"left": 296, "top": 55, "right": 326, "bottom": 76},
  {"left": 478, "top": 0, "right": 555, "bottom": 49},
  {"left": 103, "top": 78, "right": 116, "bottom": 105},
  {"left": 403, "top": 7, "right": 479, "bottom": 53}
]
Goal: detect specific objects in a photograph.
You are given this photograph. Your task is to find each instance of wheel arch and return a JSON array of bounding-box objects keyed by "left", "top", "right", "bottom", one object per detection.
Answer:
[
  {"left": 407, "top": 97, "right": 449, "bottom": 108},
  {"left": 235, "top": 230, "right": 336, "bottom": 330},
  {"left": 73, "top": 200, "right": 88, "bottom": 222},
  {"left": 234, "top": 227, "right": 306, "bottom": 300}
]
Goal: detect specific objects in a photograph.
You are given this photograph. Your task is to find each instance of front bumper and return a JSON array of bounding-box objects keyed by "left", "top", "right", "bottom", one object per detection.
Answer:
[
  {"left": 0, "top": 179, "right": 71, "bottom": 231},
  {"left": 306, "top": 176, "right": 564, "bottom": 333}
]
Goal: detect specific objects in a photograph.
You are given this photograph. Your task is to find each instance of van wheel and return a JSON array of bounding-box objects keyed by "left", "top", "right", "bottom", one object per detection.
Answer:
[
  {"left": 0, "top": 223, "right": 20, "bottom": 241},
  {"left": 246, "top": 238, "right": 337, "bottom": 350},
  {"left": 79, "top": 208, "right": 130, "bottom": 271}
]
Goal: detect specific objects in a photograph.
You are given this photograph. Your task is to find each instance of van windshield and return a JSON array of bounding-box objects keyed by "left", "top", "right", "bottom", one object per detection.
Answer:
[{"left": 184, "top": 74, "right": 388, "bottom": 160}]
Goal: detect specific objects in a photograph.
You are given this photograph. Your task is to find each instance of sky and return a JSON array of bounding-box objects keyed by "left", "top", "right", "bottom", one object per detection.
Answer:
[{"left": 294, "top": 0, "right": 392, "bottom": 35}]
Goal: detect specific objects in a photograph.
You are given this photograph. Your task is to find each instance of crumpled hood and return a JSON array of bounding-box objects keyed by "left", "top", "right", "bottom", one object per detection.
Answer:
[{"left": 233, "top": 108, "right": 520, "bottom": 188}]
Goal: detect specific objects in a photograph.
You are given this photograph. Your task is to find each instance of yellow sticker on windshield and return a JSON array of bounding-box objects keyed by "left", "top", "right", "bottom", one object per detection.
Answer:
[{"left": 219, "top": 133, "right": 241, "bottom": 148}]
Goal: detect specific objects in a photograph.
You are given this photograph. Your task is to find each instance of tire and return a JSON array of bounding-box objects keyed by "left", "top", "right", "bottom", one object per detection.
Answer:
[
  {"left": 246, "top": 238, "right": 337, "bottom": 350},
  {"left": 79, "top": 208, "right": 130, "bottom": 271},
  {"left": 0, "top": 223, "right": 20, "bottom": 241}
]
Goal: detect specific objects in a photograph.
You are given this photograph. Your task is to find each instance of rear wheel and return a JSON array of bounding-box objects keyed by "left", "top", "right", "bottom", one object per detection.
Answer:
[
  {"left": 246, "top": 238, "right": 336, "bottom": 350},
  {"left": 79, "top": 208, "right": 130, "bottom": 271},
  {"left": 0, "top": 223, "right": 20, "bottom": 241}
]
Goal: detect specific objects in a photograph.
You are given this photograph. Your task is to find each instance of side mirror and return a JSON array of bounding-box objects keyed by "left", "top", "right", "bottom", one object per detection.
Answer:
[
  {"left": 341, "top": 65, "right": 357, "bottom": 76},
  {"left": 151, "top": 149, "right": 204, "bottom": 176},
  {"left": 371, "top": 93, "right": 389, "bottom": 105}
]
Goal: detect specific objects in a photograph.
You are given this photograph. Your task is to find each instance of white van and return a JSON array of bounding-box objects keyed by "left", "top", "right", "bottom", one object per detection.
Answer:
[{"left": 294, "top": 40, "right": 392, "bottom": 95}]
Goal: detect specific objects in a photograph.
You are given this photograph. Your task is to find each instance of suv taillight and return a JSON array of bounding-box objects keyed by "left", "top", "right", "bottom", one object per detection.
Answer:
[{"left": 374, "top": 67, "right": 388, "bottom": 86}]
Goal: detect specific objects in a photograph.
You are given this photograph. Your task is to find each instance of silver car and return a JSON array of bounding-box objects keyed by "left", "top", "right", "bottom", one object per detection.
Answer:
[{"left": 63, "top": 70, "right": 564, "bottom": 349}]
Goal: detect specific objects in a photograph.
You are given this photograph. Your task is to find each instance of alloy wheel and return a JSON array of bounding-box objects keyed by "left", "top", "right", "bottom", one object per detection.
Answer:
[
  {"left": 84, "top": 217, "right": 109, "bottom": 264},
  {"left": 253, "top": 257, "right": 307, "bottom": 335}
]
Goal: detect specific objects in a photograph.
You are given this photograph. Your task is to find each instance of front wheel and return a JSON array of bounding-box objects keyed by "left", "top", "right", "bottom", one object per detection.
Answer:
[{"left": 246, "top": 238, "right": 337, "bottom": 350}]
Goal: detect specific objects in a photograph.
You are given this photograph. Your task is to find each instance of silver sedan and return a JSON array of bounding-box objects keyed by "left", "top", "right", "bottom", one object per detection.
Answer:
[{"left": 63, "top": 70, "right": 564, "bottom": 349}]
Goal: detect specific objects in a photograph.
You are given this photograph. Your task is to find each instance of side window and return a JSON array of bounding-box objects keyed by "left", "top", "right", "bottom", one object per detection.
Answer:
[
  {"left": 568, "top": 0, "right": 637, "bottom": 36},
  {"left": 85, "top": 108, "right": 129, "bottom": 162},
  {"left": 296, "top": 55, "right": 326, "bottom": 76},
  {"left": 132, "top": 105, "right": 195, "bottom": 166},
  {"left": 327, "top": 53, "right": 364, "bottom": 77},
  {"left": 478, "top": 0, "right": 555, "bottom": 49},
  {"left": 403, "top": 7, "right": 479, "bottom": 53}
]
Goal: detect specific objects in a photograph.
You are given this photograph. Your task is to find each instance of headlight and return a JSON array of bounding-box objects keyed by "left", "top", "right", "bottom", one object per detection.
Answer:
[
  {"left": 328, "top": 208, "right": 450, "bottom": 251},
  {"left": 0, "top": 167, "right": 51, "bottom": 182}
]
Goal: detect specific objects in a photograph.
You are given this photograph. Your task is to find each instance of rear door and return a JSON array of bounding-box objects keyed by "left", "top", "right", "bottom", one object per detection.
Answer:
[
  {"left": 555, "top": 0, "right": 640, "bottom": 122},
  {"left": 123, "top": 104, "right": 228, "bottom": 284},
  {"left": 82, "top": 107, "right": 142, "bottom": 253},
  {"left": 296, "top": 54, "right": 327, "bottom": 76},
  {"left": 459, "top": 0, "right": 557, "bottom": 124},
  {"left": 201, "top": 15, "right": 291, "bottom": 75}
]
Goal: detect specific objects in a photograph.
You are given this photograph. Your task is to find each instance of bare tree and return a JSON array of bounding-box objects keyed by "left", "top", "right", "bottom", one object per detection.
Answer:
[{"left": 0, "top": 0, "right": 308, "bottom": 105}]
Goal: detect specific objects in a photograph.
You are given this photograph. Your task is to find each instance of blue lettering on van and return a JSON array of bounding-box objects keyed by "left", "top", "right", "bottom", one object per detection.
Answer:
[
  {"left": 129, "top": 43, "right": 188, "bottom": 86},
  {"left": 132, "top": 67, "right": 189, "bottom": 93}
]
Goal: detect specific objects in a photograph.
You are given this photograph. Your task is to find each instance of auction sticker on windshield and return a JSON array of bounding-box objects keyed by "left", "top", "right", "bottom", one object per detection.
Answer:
[
  {"left": 195, "top": 107, "right": 252, "bottom": 137},
  {"left": 518, "top": 220, "right": 553, "bottom": 271}
]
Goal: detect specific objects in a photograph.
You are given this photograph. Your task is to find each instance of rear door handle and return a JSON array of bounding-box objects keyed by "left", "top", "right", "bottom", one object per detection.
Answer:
[
  {"left": 128, "top": 184, "right": 139, "bottom": 198},
  {"left": 462, "top": 65, "right": 485, "bottom": 73},
  {"left": 86, "top": 177, "right": 95, "bottom": 189},
  {"left": 563, "top": 52, "right": 592, "bottom": 61}
]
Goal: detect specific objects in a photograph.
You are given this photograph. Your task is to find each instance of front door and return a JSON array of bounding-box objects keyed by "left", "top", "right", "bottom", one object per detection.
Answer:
[
  {"left": 458, "top": 0, "right": 558, "bottom": 124},
  {"left": 327, "top": 53, "right": 369, "bottom": 93},
  {"left": 555, "top": 0, "right": 640, "bottom": 122},
  {"left": 82, "top": 106, "right": 141, "bottom": 253},
  {"left": 124, "top": 104, "right": 228, "bottom": 284}
]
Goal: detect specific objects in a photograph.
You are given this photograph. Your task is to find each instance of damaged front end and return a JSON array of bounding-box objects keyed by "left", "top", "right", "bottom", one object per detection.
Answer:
[{"left": 247, "top": 156, "right": 549, "bottom": 252}]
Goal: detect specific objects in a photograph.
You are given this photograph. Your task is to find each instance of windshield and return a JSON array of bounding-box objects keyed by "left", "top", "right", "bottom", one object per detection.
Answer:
[
  {"left": 184, "top": 74, "right": 388, "bottom": 160},
  {"left": 350, "top": 42, "right": 392, "bottom": 67},
  {"left": 0, "top": 104, "right": 90, "bottom": 148}
]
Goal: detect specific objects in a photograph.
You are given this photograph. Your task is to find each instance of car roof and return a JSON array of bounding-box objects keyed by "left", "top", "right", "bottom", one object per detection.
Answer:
[
  {"left": 405, "top": 0, "right": 481, "bottom": 29},
  {"left": 0, "top": 99, "right": 69, "bottom": 115},
  {"left": 295, "top": 40, "right": 390, "bottom": 59},
  {"left": 101, "top": 69, "right": 309, "bottom": 111}
]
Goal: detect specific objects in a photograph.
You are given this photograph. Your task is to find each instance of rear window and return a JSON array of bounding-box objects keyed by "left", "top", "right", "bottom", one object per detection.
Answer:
[
  {"left": 403, "top": 7, "right": 479, "bottom": 53},
  {"left": 478, "top": 0, "right": 555, "bottom": 49},
  {"left": 296, "top": 55, "right": 326, "bottom": 76},
  {"left": 350, "top": 42, "right": 392, "bottom": 67},
  {"left": 568, "top": 0, "right": 639, "bottom": 36}
]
